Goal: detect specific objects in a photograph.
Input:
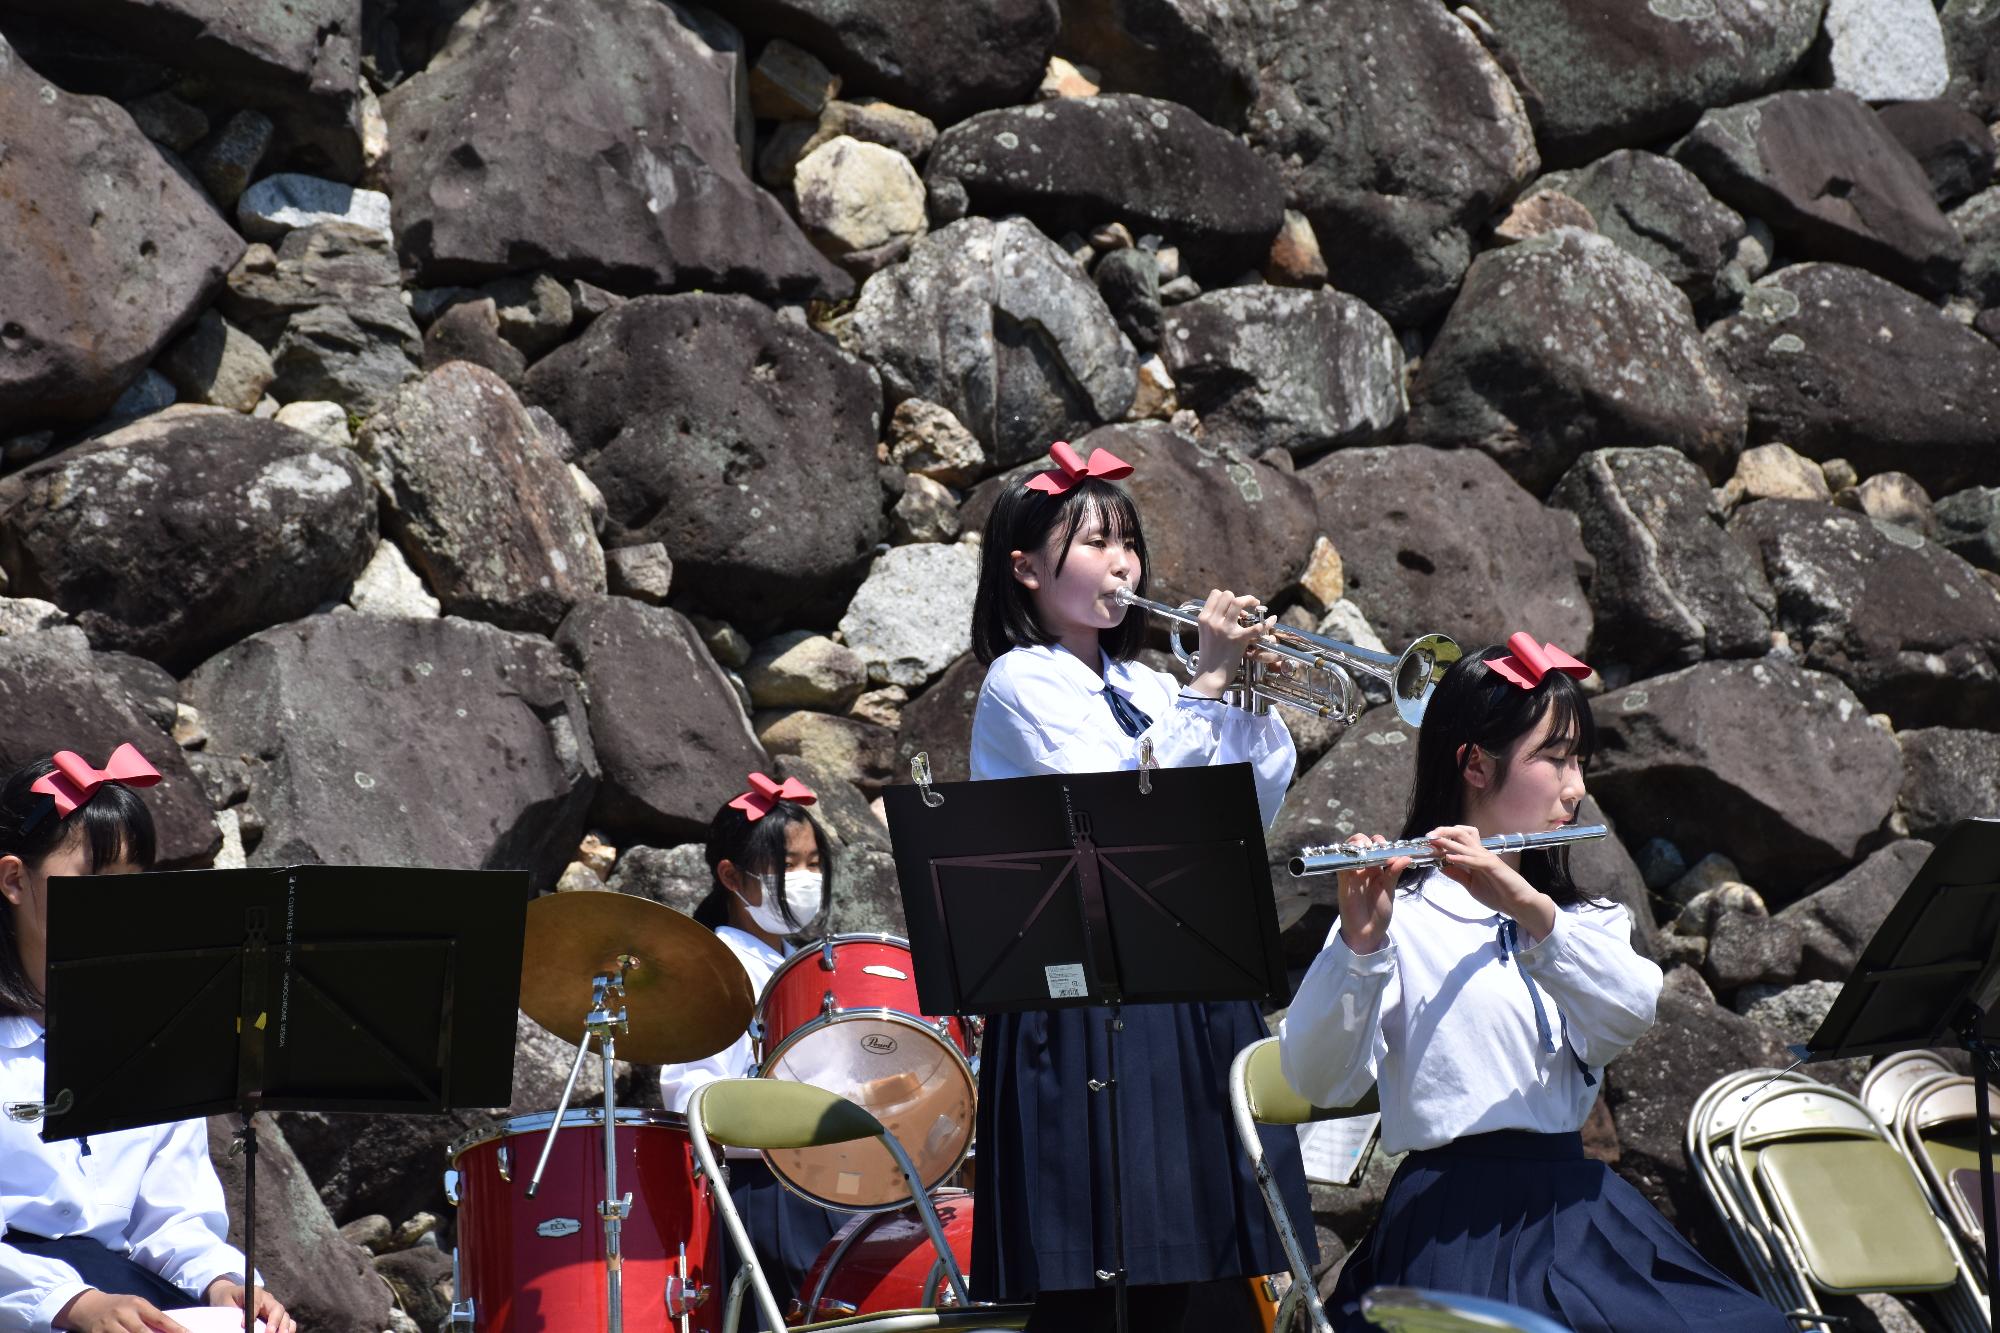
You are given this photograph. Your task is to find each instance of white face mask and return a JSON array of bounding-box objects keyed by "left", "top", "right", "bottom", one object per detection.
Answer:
[{"left": 736, "top": 868, "right": 824, "bottom": 936}]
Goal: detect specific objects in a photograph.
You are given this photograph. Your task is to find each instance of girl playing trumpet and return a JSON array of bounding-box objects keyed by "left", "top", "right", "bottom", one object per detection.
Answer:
[
  {"left": 967, "top": 441, "right": 1314, "bottom": 1333},
  {"left": 1279, "top": 638, "right": 1789, "bottom": 1331}
]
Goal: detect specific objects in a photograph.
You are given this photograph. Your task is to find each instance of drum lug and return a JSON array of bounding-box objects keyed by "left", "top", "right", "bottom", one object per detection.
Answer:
[
  {"left": 495, "top": 1145, "right": 510, "bottom": 1183},
  {"left": 820, "top": 936, "right": 837, "bottom": 971},
  {"left": 443, "top": 1168, "right": 460, "bottom": 1207},
  {"left": 821, "top": 991, "right": 839, "bottom": 1018},
  {"left": 818, "top": 1299, "right": 859, "bottom": 1318}
]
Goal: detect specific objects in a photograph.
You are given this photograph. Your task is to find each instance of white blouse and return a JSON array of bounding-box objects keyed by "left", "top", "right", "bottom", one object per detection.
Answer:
[
  {"left": 1278, "top": 869, "right": 1663, "bottom": 1156},
  {"left": 969, "top": 643, "right": 1295, "bottom": 827},
  {"left": 0, "top": 1016, "right": 249, "bottom": 1332},
  {"left": 658, "top": 926, "right": 784, "bottom": 1117}
]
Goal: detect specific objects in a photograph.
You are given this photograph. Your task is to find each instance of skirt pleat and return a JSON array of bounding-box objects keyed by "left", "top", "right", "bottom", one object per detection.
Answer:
[
  {"left": 1331, "top": 1130, "right": 1792, "bottom": 1333},
  {"left": 971, "top": 999, "right": 1317, "bottom": 1301}
]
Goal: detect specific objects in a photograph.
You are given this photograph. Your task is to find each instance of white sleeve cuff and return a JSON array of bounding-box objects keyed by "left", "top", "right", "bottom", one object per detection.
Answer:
[
  {"left": 31, "top": 1278, "right": 91, "bottom": 1333},
  {"left": 1326, "top": 926, "right": 1399, "bottom": 974},
  {"left": 1514, "top": 908, "right": 1573, "bottom": 974}
]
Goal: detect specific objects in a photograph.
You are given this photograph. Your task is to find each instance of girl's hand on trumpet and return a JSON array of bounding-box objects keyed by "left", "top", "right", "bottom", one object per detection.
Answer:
[
  {"left": 1337, "top": 834, "right": 1406, "bottom": 956},
  {"left": 1187, "top": 589, "right": 1274, "bottom": 699}
]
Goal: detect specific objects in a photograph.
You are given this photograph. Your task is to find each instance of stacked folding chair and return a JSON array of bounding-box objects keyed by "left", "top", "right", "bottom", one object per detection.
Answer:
[
  {"left": 1689, "top": 1068, "right": 1989, "bottom": 1331},
  {"left": 1861, "top": 1050, "right": 2000, "bottom": 1301}
]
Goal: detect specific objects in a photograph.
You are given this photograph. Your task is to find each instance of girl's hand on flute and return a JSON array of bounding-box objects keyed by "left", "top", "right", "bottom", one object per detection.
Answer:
[{"left": 1337, "top": 834, "right": 1403, "bottom": 955}]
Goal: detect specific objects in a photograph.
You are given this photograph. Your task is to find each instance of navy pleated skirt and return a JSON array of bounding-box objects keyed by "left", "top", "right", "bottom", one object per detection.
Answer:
[
  {"left": 1329, "top": 1130, "right": 1793, "bottom": 1333},
  {"left": 721, "top": 1158, "right": 854, "bottom": 1330},
  {"left": 4, "top": 1232, "right": 196, "bottom": 1308},
  {"left": 971, "top": 998, "right": 1317, "bottom": 1300}
]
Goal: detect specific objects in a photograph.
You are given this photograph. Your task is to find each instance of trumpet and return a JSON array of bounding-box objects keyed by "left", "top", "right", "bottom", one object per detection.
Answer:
[
  {"left": 1289, "top": 824, "right": 1609, "bottom": 877},
  {"left": 1112, "top": 587, "right": 1460, "bottom": 727}
]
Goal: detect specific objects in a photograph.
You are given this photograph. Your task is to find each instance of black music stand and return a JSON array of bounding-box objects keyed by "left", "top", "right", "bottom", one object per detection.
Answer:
[
  {"left": 885, "top": 762, "right": 1285, "bottom": 1333},
  {"left": 1797, "top": 818, "right": 2000, "bottom": 1326},
  {"left": 38, "top": 865, "right": 527, "bottom": 1333}
]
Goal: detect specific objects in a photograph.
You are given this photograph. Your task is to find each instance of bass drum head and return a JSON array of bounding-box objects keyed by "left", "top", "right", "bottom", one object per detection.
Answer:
[{"left": 761, "top": 1009, "right": 974, "bottom": 1211}]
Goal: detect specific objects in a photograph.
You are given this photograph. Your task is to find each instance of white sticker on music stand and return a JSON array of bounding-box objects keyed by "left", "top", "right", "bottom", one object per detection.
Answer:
[{"left": 1045, "top": 963, "right": 1088, "bottom": 999}]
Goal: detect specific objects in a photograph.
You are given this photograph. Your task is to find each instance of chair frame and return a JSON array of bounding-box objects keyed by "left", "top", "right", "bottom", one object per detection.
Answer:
[{"left": 687, "top": 1078, "right": 1026, "bottom": 1333}]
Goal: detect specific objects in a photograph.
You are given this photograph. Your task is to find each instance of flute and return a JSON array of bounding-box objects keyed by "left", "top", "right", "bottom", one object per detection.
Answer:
[{"left": 1288, "top": 824, "right": 1609, "bottom": 877}]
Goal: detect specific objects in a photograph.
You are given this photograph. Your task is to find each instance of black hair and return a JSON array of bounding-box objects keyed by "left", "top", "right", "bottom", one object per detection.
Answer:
[
  {"left": 971, "top": 475, "right": 1150, "bottom": 665},
  {"left": 0, "top": 756, "right": 158, "bottom": 1017},
  {"left": 1398, "top": 647, "right": 1602, "bottom": 909},
  {"left": 691, "top": 797, "right": 835, "bottom": 936}
]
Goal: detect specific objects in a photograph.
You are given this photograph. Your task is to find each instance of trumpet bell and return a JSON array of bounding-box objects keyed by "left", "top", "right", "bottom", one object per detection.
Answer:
[{"left": 1389, "top": 633, "right": 1462, "bottom": 729}]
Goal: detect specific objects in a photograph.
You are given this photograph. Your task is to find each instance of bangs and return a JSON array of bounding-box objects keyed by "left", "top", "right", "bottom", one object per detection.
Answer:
[
  {"left": 1529, "top": 677, "right": 1596, "bottom": 764},
  {"left": 1049, "top": 481, "right": 1144, "bottom": 576},
  {"left": 70, "top": 784, "right": 158, "bottom": 872}
]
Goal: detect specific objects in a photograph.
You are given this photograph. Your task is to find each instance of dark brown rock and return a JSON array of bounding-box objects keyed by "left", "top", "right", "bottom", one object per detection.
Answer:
[
  {"left": 1243, "top": 0, "right": 1538, "bottom": 326},
  {"left": 894, "top": 653, "right": 986, "bottom": 789},
  {"left": 206, "top": 1114, "right": 391, "bottom": 1333},
  {"left": 1778, "top": 839, "right": 1934, "bottom": 981},
  {"left": 925, "top": 95, "right": 1284, "bottom": 278},
  {"left": 556, "top": 597, "right": 769, "bottom": 846},
  {"left": 1406, "top": 228, "right": 1746, "bottom": 494},
  {"left": 727, "top": 0, "right": 1058, "bottom": 123},
  {"left": 1671, "top": 90, "right": 1964, "bottom": 298},
  {"left": 1874, "top": 99, "right": 1998, "bottom": 209},
  {"left": 1299, "top": 445, "right": 1593, "bottom": 659},
  {"left": 421, "top": 301, "right": 527, "bottom": 385},
  {"left": 1550, "top": 447, "right": 1775, "bottom": 675},
  {"left": 1706, "top": 263, "right": 2000, "bottom": 496},
  {"left": 382, "top": 0, "right": 849, "bottom": 301},
  {"left": 1536, "top": 150, "right": 1748, "bottom": 306},
  {"left": 0, "top": 626, "right": 217, "bottom": 867},
  {"left": 1729, "top": 499, "right": 2000, "bottom": 729},
  {"left": 0, "top": 415, "right": 376, "bottom": 673},
  {"left": 1589, "top": 659, "right": 1901, "bottom": 900},
  {"left": 1943, "top": 0, "right": 2000, "bottom": 120},
  {"left": 1704, "top": 911, "right": 1804, "bottom": 995},
  {"left": 1054, "top": 0, "right": 1258, "bottom": 128},
  {"left": 358, "top": 363, "right": 605, "bottom": 635},
  {"left": 0, "top": 33, "right": 243, "bottom": 430},
  {"left": 1896, "top": 728, "right": 2000, "bottom": 844},
  {"left": 524, "top": 295, "right": 885, "bottom": 628},
  {"left": 183, "top": 614, "right": 598, "bottom": 890}
]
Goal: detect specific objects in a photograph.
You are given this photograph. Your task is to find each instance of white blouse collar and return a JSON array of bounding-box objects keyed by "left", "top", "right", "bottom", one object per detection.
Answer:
[
  {"left": 1410, "top": 867, "right": 1502, "bottom": 924},
  {"left": 715, "top": 924, "right": 786, "bottom": 967}
]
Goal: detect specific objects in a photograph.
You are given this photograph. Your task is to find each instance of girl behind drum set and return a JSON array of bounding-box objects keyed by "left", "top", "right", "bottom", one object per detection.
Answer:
[
  {"left": 1279, "top": 639, "right": 1789, "bottom": 1331},
  {"left": 656, "top": 774, "right": 846, "bottom": 1329},
  {"left": 966, "top": 441, "right": 1316, "bottom": 1333}
]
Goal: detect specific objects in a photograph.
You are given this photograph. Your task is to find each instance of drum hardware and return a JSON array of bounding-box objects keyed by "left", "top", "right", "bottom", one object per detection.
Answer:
[
  {"left": 821, "top": 991, "right": 838, "bottom": 1017},
  {"left": 1112, "top": 587, "right": 1460, "bottom": 726},
  {"left": 494, "top": 1147, "right": 510, "bottom": 1182},
  {"left": 798, "top": 1187, "right": 977, "bottom": 1321},
  {"left": 449, "top": 1247, "right": 475, "bottom": 1330},
  {"left": 445, "top": 1169, "right": 461, "bottom": 1206},
  {"left": 821, "top": 936, "right": 838, "bottom": 970}
]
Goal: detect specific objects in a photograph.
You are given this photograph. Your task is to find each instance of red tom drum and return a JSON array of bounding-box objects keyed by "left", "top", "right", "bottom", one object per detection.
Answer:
[
  {"left": 755, "top": 934, "right": 975, "bottom": 1210},
  {"left": 796, "top": 1188, "right": 977, "bottom": 1321},
  {"left": 447, "top": 1108, "right": 720, "bottom": 1333}
]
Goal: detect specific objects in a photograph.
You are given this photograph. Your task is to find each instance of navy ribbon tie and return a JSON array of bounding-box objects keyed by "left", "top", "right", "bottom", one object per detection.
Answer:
[
  {"left": 1101, "top": 684, "right": 1154, "bottom": 739},
  {"left": 1498, "top": 918, "right": 1597, "bottom": 1087}
]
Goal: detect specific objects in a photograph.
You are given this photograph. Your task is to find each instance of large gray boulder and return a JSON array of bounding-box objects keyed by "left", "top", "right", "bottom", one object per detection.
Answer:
[
  {"left": 1300, "top": 445, "right": 1594, "bottom": 657},
  {"left": 0, "top": 415, "right": 376, "bottom": 673},
  {"left": 2, "top": 0, "right": 363, "bottom": 178},
  {"left": 1550, "top": 447, "right": 1774, "bottom": 674},
  {"left": 1778, "top": 839, "right": 1934, "bottom": 981},
  {"left": 1876, "top": 100, "right": 1997, "bottom": 209},
  {"left": 1729, "top": 499, "right": 2000, "bottom": 730},
  {"left": 1158, "top": 287, "right": 1405, "bottom": 460},
  {"left": 1462, "top": 0, "right": 1824, "bottom": 166},
  {"left": 1243, "top": 0, "right": 1538, "bottom": 326},
  {"left": 838, "top": 543, "right": 982, "bottom": 688},
  {"left": 849, "top": 217, "right": 1137, "bottom": 470},
  {"left": 1054, "top": 0, "right": 1258, "bottom": 128},
  {"left": 184, "top": 614, "right": 599, "bottom": 890},
  {"left": 1589, "top": 659, "right": 1901, "bottom": 900},
  {"left": 358, "top": 363, "right": 605, "bottom": 635},
  {"left": 925, "top": 95, "right": 1284, "bottom": 278},
  {"left": 894, "top": 653, "right": 985, "bottom": 788},
  {"left": 1405, "top": 228, "right": 1747, "bottom": 495},
  {"left": 1536, "top": 151, "right": 1748, "bottom": 308},
  {"left": 1670, "top": 90, "right": 1964, "bottom": 298},
  {"left": 383, "top": 0, "right": 848, "bottom": 301},
  {"left": 1943, "top": 0, "right": 2000, "bottom": 119},
  {"left": 1822, "top": 0, "right": 1951, "bottom": 102},
  {"left": 1705, "top": 264, "right": 2000, "bottom": 496},
  {"left": 728, "top": 0, "right": 1057, "bottom": 123},
  {"left": 218, "top": 224, "right": 420, "bottom": 417},
  {"left": 555, "top": 597, "right": 770, "bottom": 846},
  {"left": 523, "top": 295, "right": 885, "bottom": 628},
  {"left": 0, "top": 626, "right": 217, "bottom": 868},
  {"left": 0, "top": 34, "right": 242, "bottom": 430},
  {"left": 1936, "top": 486, "right": 2000, "bottom": 573},
  {"left": 206, "top": 1114, "right": 391, "bottom": 1333},
  {"left": 961, "top": 421, "right": 1321, "bottom": 608},
  {"left": 1897, "top": 729, "right": 2000, "bottom": 844},
  {"left": 1956, "top": 185, "right": 2000, "bottom": 308}
]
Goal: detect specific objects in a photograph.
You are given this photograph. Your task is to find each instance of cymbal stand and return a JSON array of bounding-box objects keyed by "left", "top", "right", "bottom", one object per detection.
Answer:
[{"left": 525, "top": 957, "right": 634, "bottom": 1333}]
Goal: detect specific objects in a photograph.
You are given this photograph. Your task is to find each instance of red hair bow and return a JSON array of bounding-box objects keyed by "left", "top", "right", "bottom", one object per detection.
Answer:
[
  {"left": 32, "top": 743, "right": 162, "bottom": 818},
  {"left": 1488, "top": 633, "right": 1592, "bottom": 690},
  {"left": 729, "top": 772, "right": 816, "bottom": 822},
  {"left": 1025, "top": 440, "right": 1134, "bottom": 496}
]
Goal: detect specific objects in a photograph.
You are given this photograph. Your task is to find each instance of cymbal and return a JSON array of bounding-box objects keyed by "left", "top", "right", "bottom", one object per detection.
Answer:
[{"left": 519, "top": 891, "right": 755, "bottom": 1064}]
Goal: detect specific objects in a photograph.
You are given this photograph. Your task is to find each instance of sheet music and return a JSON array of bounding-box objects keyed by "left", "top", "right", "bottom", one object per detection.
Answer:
[{"left": 1296, "top": 1112, "right": 1379, "bottom": 1186}]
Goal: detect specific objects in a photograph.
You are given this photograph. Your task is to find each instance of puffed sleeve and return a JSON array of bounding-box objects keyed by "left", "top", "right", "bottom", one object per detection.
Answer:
[
  {"left": 659, "top": 1028, "right": 752, "bottom": 1115},
  {"left": 0, "top": 1227, "right": 92, "bottom": 1333},
  {"left": 1278, "top": 927, "right": 1398, "bottom": 1109},
  {"left": 970, "top": 654, "right": 1130, "bottom": 781},
  {"left": 125, "top": 1118, "right": 251, "bottom": 1301},
  {"left": 1516, "top": 902, "right": 1662, "bottom": 1069}
]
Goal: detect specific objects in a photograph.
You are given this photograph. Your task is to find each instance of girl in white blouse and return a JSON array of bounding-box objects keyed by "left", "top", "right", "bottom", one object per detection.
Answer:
[
  {"left": 1279, "top": 637, "right": 1788, "bottom": 1331},
  {"left": 966, "top": 441, "right": 1315, "bottom": 1333},
  {"left": 0, "top": 749, "right": 291, "bottom": 1333}
]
